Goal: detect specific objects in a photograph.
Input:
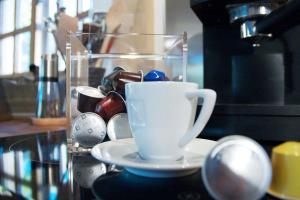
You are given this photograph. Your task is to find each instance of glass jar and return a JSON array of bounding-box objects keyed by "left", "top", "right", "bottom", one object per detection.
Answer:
[{"left": 66, "top": 32, "right": 188, "bottom": 149}]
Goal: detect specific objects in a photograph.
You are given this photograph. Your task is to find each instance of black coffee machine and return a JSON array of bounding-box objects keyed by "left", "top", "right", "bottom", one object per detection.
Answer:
[{"left": 191, "top": 0, "right": 300, "bottom": 141}]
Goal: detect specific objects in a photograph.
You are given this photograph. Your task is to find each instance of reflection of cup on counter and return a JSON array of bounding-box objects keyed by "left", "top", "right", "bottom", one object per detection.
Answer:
[
  {"left": 269, "top": 142, "right": 300, "bottom": 199},
  {"left": 77, "top": 86, "right": 105, "bottom": 113}
]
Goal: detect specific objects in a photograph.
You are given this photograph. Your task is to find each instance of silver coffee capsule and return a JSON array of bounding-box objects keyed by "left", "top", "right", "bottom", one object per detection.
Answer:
[
  {"left": 107, "top": 113, "right": 132, "bottom": 141},
  {"left": 202, "top": 135, "right": 272, "bottom": 200},
  {"left": 72, "top": 112, "right": 107, "bottom": 147}
]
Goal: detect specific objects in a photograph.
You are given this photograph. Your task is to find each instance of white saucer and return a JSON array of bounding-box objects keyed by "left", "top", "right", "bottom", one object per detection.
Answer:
[{"left": 91, "top": 138, "right": 217, "bottom": 178}]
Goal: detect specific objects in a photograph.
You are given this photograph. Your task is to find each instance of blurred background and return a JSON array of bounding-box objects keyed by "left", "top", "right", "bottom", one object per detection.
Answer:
[{"left": 0, "top": 0, "right": 203, "bottom": 119}]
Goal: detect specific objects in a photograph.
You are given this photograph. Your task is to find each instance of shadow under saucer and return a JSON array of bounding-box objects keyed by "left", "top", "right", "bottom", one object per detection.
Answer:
[{"left": 92, "top": 170, "right": 213, "bottom": 200}]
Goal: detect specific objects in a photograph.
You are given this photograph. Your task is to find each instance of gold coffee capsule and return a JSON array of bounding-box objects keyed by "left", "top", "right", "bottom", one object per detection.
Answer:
[{"left": 269, "top": 141, "right": 300, "bottom": 199}]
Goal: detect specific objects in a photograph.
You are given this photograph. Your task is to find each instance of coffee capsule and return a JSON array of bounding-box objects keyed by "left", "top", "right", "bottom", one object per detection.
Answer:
[
  {"left": 112, "top": 70, "right": 143, "bottom": 96},
  {"left": 269, "top": 142, "right": 300, "bottom": 199},
  {"left": 94, "top": 91, "right": 126, "bottom": 122},
  {"left": 72, "top": 112, "right": 107, "bottom": 147},
  {"left": 144, "top": 70, "right": 166, "bottom": 81},
  {"left": 77, "top": 86, "right": 105, "bottom": 113},
  {"left": 202, "top": 135, "right": 272, "bottom": 200},
  {"left": 100, "top": 67, "right": 125, "bottom": 95},
  {"left": 107, "top": 113, "right": 132, "bottom": 141}
]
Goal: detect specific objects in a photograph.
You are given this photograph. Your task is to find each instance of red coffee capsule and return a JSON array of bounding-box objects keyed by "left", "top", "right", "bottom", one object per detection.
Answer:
[{"left": 94, "top": 91, "right": 126, "bottom": 122}]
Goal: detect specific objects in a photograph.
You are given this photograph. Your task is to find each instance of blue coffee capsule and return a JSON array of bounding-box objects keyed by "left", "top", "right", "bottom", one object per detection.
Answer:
[{"left": 144, "top": 70, "right": 166, "bottom": 81}]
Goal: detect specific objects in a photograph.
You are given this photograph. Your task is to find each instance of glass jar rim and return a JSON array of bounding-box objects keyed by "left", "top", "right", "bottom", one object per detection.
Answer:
[{"left": 67, "top": 31, "right": 186, "bottom": 38}]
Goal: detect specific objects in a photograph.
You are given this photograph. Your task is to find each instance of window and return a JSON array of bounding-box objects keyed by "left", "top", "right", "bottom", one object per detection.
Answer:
[
  {"left": 0, "top": 37, "right": 14, "bottom": 75},
  {"left": 0, "top": 0, "right": 15, "bottom": 34},
  {"left": 15, "top": 32, "right": 31, "bottom": 73},
  {"left": 0, "top": 0, "right": 91, "bottom": 76},
  {"left": 0, "top": 0, "right": 32, "bottom": 76}
]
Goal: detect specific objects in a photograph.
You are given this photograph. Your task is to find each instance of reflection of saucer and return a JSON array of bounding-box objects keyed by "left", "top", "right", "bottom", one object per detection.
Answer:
[
  {"left": 92, "top": 170, "right": 214, "bottom": 200},
  {"left": 91, "top": 138, "right": 216, "bottom": 178},
  {"left": 268, "top": 189, "right": 299, "bottom": 200}
]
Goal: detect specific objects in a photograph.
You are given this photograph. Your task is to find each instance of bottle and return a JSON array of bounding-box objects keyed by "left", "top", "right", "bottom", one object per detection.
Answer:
[
  {"left": 36, "top": 54, "right": 61, "bottom": 118},
  {"left": 82, "top": 0, "right": 112, "bottom": 53},
  {"left": 83, "top": 0, "right": 112, "bottom": 33}
]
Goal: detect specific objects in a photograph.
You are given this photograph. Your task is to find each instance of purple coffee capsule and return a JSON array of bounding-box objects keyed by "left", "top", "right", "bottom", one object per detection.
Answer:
[
  {"left": 112, "top": 70, "right": 143, "bottom": 96},
  {"left": 100, "top": 67, "right": 125, "bottom": 95},
  {"left": 144, "top": 70, "right": 167, "bottom": 81},
  {"left": 77, "top": 86, "right": 105, "bottom": 113}
]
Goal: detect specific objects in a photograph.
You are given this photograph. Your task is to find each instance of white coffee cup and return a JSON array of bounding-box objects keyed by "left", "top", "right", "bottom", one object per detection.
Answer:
[{"left": 125, "top": 81, "right": 216, "bottom": 161}]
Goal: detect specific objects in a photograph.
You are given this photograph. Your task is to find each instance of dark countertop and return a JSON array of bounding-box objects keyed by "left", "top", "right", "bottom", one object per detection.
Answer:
[{"left": 0, "top": 131, "right": 282, "bottom": 200}]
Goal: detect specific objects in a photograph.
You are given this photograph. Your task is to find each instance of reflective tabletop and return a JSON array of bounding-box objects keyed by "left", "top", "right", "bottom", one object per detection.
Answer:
[{"left": 0, "top": 131, "right": 281, "bottom": 200}]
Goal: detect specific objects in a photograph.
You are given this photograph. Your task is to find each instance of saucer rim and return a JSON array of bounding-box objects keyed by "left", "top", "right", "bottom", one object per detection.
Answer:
[{"left": 91, "top": 138, "right": 217, "bottom": 171}]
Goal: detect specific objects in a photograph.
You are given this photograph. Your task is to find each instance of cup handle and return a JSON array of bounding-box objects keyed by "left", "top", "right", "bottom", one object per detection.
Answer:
[{"left": 179, "top": 89, "right": 216, "bottom": 147}]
